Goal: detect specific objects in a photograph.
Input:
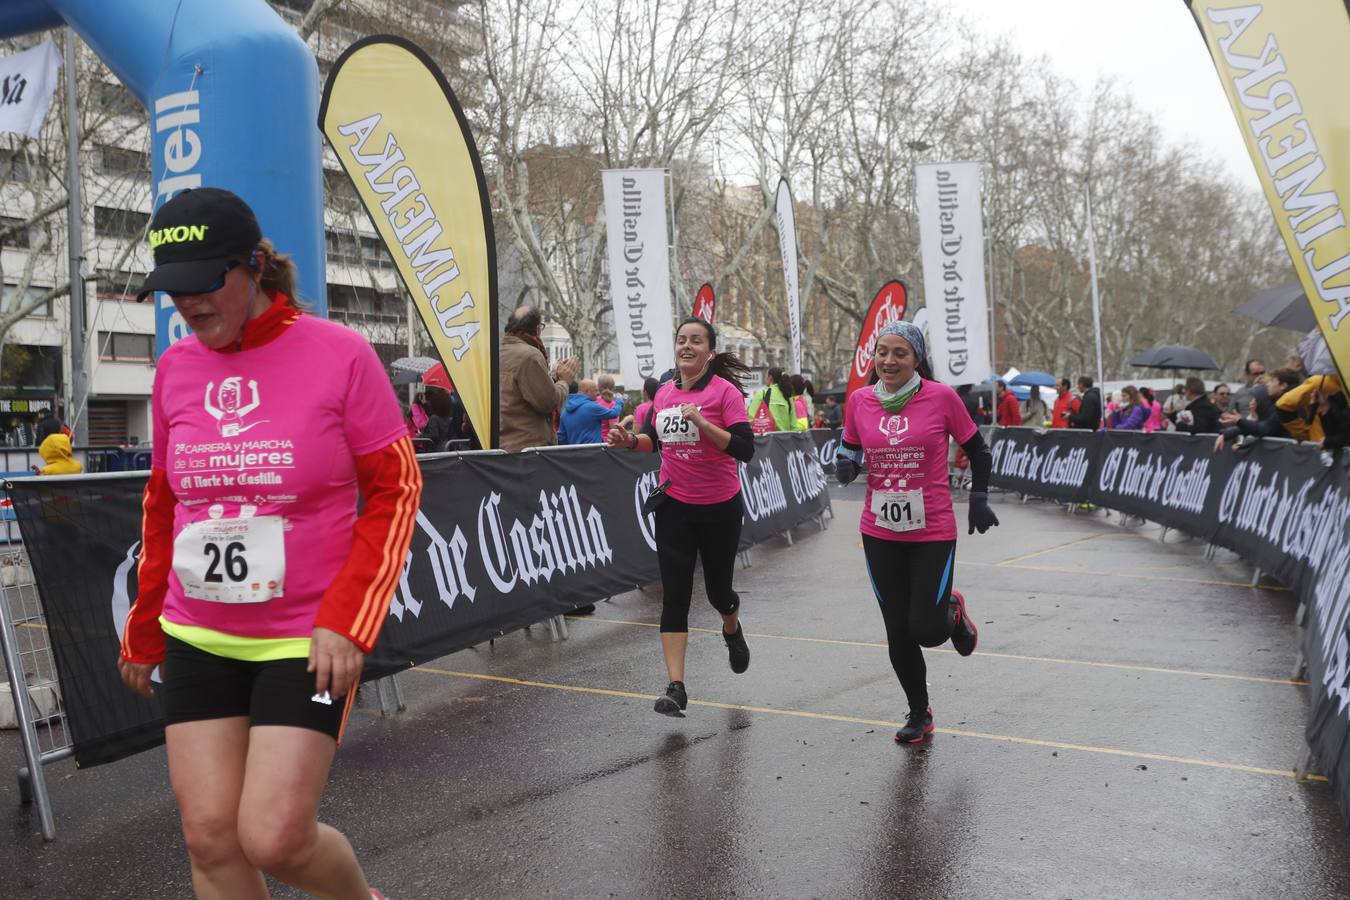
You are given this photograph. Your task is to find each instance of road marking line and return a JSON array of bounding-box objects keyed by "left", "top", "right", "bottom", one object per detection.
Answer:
[
  {"left": 412, "top": 667, "right": 1326, "bottom": 782},
  {"left": 995, "top": 532, "right": 1109, "bottom": 566},
  {"left": 567, "top": 616, "right": 1307, "bottom": 686},
  {"left": 962, "top": 560, "right": 1290, "bottom": 591}
]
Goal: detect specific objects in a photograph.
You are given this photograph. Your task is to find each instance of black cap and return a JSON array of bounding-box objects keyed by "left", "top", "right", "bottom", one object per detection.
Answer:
[{"left": 135, "top": 188, "right": 262, "bottom": 300}]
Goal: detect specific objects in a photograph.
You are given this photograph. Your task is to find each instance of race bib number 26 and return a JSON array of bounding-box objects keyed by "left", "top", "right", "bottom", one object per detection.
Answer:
[{"left": 172, "top": 515, "right": 285, "bottom": 603}]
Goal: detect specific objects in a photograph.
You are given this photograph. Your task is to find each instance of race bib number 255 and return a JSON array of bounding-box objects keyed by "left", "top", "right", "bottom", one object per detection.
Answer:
[{"left": 656, "top": 407, "right": 700, "bottom": 444}]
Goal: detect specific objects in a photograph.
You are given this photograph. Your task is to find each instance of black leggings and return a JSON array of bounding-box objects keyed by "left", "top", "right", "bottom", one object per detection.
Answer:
[
  {"left": 862, "top": 535, "right": 957, "bottom": 713},
  {"left": 655, "top": 493, "right": 743, "bottom": 632}
]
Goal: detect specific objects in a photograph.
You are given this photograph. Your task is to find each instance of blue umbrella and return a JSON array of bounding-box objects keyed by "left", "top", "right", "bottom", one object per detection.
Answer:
[{"left": 1010, "top": 370, "right": 1056, "bottom": 388}]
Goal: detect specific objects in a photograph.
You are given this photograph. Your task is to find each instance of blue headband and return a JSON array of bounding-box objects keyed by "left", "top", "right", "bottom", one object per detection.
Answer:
[{"left": 877, "top": 320, "right": 927, "bottom": 366}]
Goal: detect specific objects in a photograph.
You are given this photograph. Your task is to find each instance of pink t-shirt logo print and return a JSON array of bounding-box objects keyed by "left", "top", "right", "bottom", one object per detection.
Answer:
[
  {"left": 879, "top": 414, "right": 909, "bottom": 445},
  {"left": 204, "top": 376, "right": 267, "bottom": 437}
]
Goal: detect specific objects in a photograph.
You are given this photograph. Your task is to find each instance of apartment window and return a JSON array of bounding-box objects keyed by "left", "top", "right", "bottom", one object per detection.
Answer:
[
  {"left": 0, "top": 148, "right": 30, "bottom": 182},
  {"left": 2, "top": 283, "right": 52, "bottom": 318},
  {"left": 97, "top": 331, "right": 153, "bottom": 362},
  {"left": 94, "top": 206, "right": 151, "bottom": 241},
  {"left": 0, "top": 215, "right": 34, "bottom": 250},
  {"left": 93, "top": 81, "right": 140, "bottom": 118},
  {"left": 98, "top": 145, "right": 150, "bottom": 178},
  {"left": 95, "top": 269, "right": 148, "bottom": 302}
]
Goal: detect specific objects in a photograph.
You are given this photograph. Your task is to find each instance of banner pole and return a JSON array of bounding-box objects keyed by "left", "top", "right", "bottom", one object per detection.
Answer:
[
  {"left": 1085, "top": 186, "right": 1105, "bottom": 426},
  {"left": 667, "top": 168, "right": 679, "bottom": 338},
  {"left": 64, "top": 29, "right": 88, "bottom": 446},
  {"left": 984, "top": 163, "right": 996, "bottom": 379}
]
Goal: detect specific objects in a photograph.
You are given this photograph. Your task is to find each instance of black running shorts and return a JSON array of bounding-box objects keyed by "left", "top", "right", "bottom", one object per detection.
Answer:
[{"left": 161, "top": 636, "right": 354, "bottom": 740}]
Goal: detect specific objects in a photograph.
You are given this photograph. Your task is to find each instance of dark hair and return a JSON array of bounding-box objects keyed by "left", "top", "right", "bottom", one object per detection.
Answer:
[
  {"left": 1078, "top": 376, "right": 1094, "bottom": 390},
  {"left": 1139, "top": 386, "right": 1154, "bottom": 403},
  {"left": 643, "top": 376, "right": 659, "bottom": 401},
  {"left": 789, "top": 374, "right": 806, "bottom": 396},
  {"left": 1057, "top": 377, "right": 1070, "bottom": 391},
  {"left": 675, "top": 317, "right": 752, "bottom": 392},
  {"left": 1184, "top": 376, "right": 1205, "bottom": 396},
  {"left": 1121, "top": 385, "right": 1139, "bottom": 405},
  {"left": 505, "top": 306, "right": 543, "bottom": 335},
  {"left": 997, "top": 379, "right": 1007, "bottom": 389},
  {"left": 1245, "top": 358, "right": 1264, "bottom": 375},
  {"left": 1272, "top": 367, "right": 1301, "bottom": 390},
  {"left": 567, "top": 380, "right": 579, "bottom": 394},
  {"left": 766, "top": 366, "right": 784, "bottom": 386}
]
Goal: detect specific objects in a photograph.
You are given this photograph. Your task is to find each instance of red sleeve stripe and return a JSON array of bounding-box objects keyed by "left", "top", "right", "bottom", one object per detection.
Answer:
[
  {"left": 353, "top": 437, "right": 420, "bottom": 646},
  {"left": 351, "top": 438, "right": 422, "bottom": 646}
]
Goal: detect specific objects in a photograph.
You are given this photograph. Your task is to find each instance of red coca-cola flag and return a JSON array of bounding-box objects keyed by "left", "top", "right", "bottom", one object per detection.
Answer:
[
  {"left": 845, "top": 280, "right": 908, "bottom": 398},
  {"left": 692, "top": 283, "right": 715, "bottom": 324}
]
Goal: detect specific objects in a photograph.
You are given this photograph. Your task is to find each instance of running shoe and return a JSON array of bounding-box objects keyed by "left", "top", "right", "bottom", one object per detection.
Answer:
[
  {"left": 654, "top": 681, "right": 688, "bottom": 717},
  {"left": 370, "top": 890, "right": 387, "bottom": 900},
  {"left": 723, "top": 622, "right": 750, "bottom": 673},
  {"left": 950, "top": 589, "right": 978, "bottom": 657},
  {"left": 895, "top": 707, "right": 934, "bottom": 743}
]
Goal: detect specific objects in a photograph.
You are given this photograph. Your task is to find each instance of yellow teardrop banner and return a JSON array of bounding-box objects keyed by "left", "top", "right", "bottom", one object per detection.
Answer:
[{"left": 319, "top": 35, "right": 498, "bottom": 446}]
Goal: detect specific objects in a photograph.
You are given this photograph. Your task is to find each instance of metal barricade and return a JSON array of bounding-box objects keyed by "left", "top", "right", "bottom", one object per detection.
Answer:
[{"left": 0, "top": 543, "right": 71, "bottom": 841}]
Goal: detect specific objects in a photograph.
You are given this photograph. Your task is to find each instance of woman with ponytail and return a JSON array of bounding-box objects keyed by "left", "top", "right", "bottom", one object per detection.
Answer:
[
  {"left": 834, "top": 321, "right": 999, "bottom": 744},
  {"left": 607, "top": 318, "right": 756, "bottom": 716}
]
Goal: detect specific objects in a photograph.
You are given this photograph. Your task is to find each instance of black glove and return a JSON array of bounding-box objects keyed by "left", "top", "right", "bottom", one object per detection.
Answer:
[
  {"left": 835, "top": 457, "right": 860, "bottom": 486},
  {"left": 968, "top": 491, "right": 999, "bottom": 534}
]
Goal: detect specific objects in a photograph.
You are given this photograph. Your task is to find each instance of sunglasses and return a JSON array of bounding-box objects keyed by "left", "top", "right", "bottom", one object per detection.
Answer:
[{"left": 167, "top": 260, "right": 241, "bottom": 299}]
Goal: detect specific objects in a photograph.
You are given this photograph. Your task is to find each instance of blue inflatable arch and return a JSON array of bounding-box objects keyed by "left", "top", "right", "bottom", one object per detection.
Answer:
[{"left": 0, "top": 0, "right": 326, "bottom": 353}]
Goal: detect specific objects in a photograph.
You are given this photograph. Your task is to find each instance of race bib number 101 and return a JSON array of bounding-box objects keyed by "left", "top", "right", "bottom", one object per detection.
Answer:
[
  {"left": 172, "top": 515, "right": 285, "bottom": 603},
  {"left": 870, "top": 489, "right": 925, "bottom": 533}
]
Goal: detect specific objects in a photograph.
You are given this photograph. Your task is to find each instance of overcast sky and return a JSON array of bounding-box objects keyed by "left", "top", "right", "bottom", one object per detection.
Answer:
[{"left": 947, "top": 0, "right": 1263, "bottom": 193}]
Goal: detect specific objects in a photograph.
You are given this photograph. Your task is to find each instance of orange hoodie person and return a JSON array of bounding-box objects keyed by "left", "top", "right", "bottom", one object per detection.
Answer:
[{"left": 37, "top": 433, "right": 82, "bottom": 475}]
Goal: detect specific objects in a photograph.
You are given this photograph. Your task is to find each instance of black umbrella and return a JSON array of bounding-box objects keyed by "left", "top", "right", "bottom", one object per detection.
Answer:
[
  {"left": 1127, "top": 344, "right": 1222, "bottom": 371},
  {"left": 1236, "top": 282, "right": 1318, "bottom": 332}
]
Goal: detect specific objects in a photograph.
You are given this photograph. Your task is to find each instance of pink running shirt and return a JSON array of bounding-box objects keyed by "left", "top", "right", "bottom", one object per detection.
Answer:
[
  {"left": 633, "top": 400, "right": 654, "bottom": 432},
  {"left": 652, "top": 374, "right": 747, "bottom": 505},
  {"left": 842, "top": 380, "right": 977, "bottom": 542},
  {"left": 598, "top": 395, "right": 620, "bottom": 441},
  {"left": 152, "top": 315, "right": 409, "bottom": 640}
]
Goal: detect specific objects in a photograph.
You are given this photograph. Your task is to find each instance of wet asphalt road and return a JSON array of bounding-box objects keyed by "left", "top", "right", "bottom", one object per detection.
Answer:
[{"left": 3, "top": 487, "right": 1349, "bottom": 899}]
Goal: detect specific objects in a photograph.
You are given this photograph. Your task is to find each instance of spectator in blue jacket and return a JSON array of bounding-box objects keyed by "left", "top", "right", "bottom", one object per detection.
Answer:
[{"left": 558, "top": 378, "right": 622, "bottom": 444}]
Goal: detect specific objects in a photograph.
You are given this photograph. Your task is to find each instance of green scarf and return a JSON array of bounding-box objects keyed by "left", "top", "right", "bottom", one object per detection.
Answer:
[{"left": 874, "top": 373, "right": 922, "bottom": 412}]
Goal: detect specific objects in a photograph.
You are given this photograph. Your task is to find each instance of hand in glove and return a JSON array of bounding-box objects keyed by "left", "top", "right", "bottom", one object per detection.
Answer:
[
  {"left": 835, "top": 457, "right": 860, "bottom": 486},
  {"left": 968, "top": 491, "right": 1000, "bottom": 534}
]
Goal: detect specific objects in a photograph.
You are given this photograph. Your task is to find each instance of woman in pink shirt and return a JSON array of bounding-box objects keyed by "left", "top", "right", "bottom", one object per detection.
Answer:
[
  {"left": 607, "top": 318, "right": 756, "bottom": 716},
  {"left": 834, "top": 321, "right": 999, "bottom": 743}
]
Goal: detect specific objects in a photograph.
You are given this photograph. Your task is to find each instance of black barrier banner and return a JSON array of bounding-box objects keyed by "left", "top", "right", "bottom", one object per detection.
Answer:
[
  {"left": 738, "top": 431, "right": 832, "bottom": 548},
  {"left": 1088, "top": 431, "right": 1231, "bottom": 534},
  {"left": 8, "top": 434, "right": 830, "bottom": 768},
  {"left": 5, "top": 474, "right": 164, "bottom": 767},
  {"left": 988, "top": 426, "right": 1097, "bottom": 503},
  {"left": 367, "top": 448, "right": 661, "bottom": 675},
  {"left": 989, "top": 427, "right": 1350, "bottom": 824},
  {"left": 810, "top": 428, "right": 840, "bottom": 475}
]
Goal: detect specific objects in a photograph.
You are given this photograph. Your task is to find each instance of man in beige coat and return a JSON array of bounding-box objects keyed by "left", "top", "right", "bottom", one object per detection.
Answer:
[{"left": 499, "top": 305, "right": 579, "bottom": 452}]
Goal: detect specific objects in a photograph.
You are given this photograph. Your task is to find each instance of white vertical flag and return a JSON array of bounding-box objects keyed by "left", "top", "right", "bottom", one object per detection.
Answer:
[
  {"left": 916, "top": 161, "right": 992, "bottom": 384},
  {"left": 775, "top": 178, "right": 801, "bottom": 374},
  {"left": 601, "top": 169, "right": 675, "bottom": 385},
  {"left": 0, "top": 42, "right": 63, "bottom": 139}
]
